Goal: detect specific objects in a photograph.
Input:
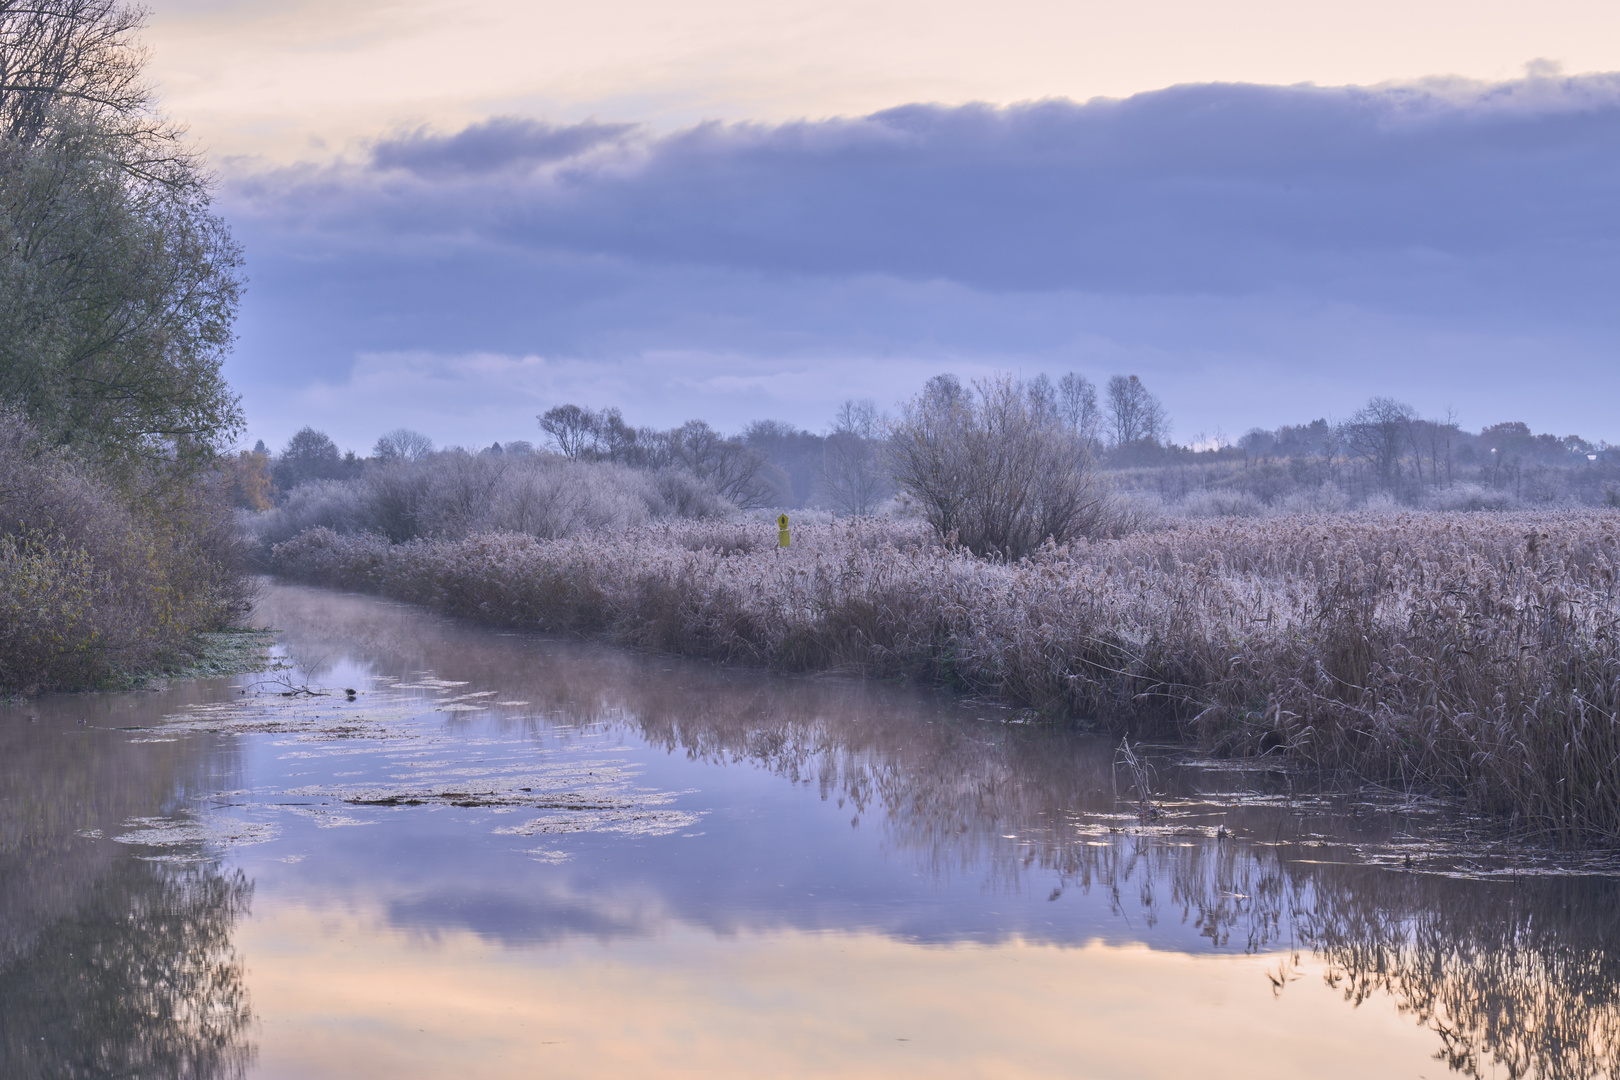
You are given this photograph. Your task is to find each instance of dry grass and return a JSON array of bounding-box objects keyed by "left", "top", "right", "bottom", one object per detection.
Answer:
[{"left": 270, "top": 509, "right": 1620, "bottom": 845}]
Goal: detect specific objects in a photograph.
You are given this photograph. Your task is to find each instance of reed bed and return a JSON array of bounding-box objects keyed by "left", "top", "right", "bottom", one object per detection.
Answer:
[{"left": 270, "top": 511, "right": 1620, "bottom": 845}]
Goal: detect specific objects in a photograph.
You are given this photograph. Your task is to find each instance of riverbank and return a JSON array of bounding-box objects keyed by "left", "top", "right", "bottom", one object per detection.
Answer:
[
  {"left": 0, "top": 628, "right": 277, "bottom": 703},
  {"left": 0, "top": 416, "right": 258, "bottom": 696},
  {"left": 268, "top": 511, "right": 1620, "bottom": 845}
]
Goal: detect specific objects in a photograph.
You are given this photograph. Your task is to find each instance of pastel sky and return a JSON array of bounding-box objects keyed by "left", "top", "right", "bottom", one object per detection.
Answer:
[{"left": 142, "top": 0, "right": 1620, "bottom": 451}]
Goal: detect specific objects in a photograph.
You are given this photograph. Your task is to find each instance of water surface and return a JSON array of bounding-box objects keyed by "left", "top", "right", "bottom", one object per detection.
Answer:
[{"left": 3, "top": 583, "right": 1617, "bottom": 1078}]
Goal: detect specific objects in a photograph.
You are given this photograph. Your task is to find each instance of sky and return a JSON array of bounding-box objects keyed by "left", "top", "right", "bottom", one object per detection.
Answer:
[{"left": 141, "top": 0, "right": 1620, "bottom": 452}]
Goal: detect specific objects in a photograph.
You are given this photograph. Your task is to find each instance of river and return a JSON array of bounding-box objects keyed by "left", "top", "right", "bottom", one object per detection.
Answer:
[{"left": 2, "top": 582, "right": 1617, "bottom": 1078}]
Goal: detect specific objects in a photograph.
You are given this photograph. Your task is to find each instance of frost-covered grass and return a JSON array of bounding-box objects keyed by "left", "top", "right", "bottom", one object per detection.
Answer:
[{"left": 269, "top": 510, "right": 1620, "bottom": 845}]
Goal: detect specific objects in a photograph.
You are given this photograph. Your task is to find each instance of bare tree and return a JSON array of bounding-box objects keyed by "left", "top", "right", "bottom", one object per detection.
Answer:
[
  {"left": 1026, "top": 374, "right": 1058, "bottom": 426},
  {"left": 1057, "top": 373, "right": 1101, "bottom": 446},
  {"left": 744, "top": 419, "right": 824, "bottom": 506},
  {"left": 372, "top": 428, "right": 434, "bottom": 462},
  {"left": 889, "top": 373, "right": 1108, "bottom": 559},
  {"left": 1340, "top": 397, "right": 1416, "bottom": 492},
  {"left": 818, "top": 399, "right": 889, "bottom": 514},
  {"left": 537, "top": 404, "right": 599, "bottom": 460},
  {"left": 1105, "top": 375, "right": 1169, "bottom": 447},
  {"left": 0, "top": 0, "right": 196, "bottom": 187},
  {"left": 667, "top": 420, "right": 786, "bottom": 509},
  {"left": 537, "top": 404, "right": 664, "bottom": 465}
]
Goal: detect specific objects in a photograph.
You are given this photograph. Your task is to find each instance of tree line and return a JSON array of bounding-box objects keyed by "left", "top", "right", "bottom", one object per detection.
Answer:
[
  {"left": 253, "top": 371, "right": 1173, "bottom": 518},
  {"left": 264, "top": 358, "right": 1620, "bottom": 529},
  {"left": 254, "top": 367, "right": 1620, "bottom": 556}
]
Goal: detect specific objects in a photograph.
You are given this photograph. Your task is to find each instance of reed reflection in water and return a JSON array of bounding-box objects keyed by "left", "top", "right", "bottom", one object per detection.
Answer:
[
  {"left": 245, "top": 584, "right": 1620, "bottom": 1079},
  {"left": 1, "top": 583, "right": 1615, "bottom": 1078}
]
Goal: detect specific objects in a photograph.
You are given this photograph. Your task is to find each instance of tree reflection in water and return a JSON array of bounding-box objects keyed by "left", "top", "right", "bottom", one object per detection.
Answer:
[
  {"left": 257, "top": 584, "right": 1620, "bottom": 1079},
  {"left": 1302, "top": 869, "right": 1620, "bottom": 1080},
  {"left": 0, "top": 857, "right": 254, "bottom": 1079},
  {"left": 621, "top": 688, "right": 1620, "bottom": 1079}
]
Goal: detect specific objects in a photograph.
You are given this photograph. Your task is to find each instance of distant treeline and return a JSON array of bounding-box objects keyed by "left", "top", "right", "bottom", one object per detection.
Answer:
[
  {"left": 247, "top": 373, "right": 1620, "bottom": 521},
  {"left": 1120, "top": 398, "right": 1620, "bottom": 514}
]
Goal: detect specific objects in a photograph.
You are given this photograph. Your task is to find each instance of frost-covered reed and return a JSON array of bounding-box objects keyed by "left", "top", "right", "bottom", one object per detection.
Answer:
[{"left": 270, "top": 510, "right": 1620, "bottom": 844}]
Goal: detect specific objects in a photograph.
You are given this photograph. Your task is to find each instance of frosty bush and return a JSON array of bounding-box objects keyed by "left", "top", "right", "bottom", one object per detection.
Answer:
[
  {"left": 0, "top": 414, "right": 251, "bottom": 691},
  {"left": 248, "top": 451, "right": 729, "bottom": 553},
  {"left": 889, "top": 374, "right": 1111, "bottom": 559}
]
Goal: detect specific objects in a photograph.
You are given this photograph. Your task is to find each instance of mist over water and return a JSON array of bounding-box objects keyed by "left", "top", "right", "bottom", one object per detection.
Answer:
[{"left": 2, "top": 583, "right": 1617, "bottom": 1078}]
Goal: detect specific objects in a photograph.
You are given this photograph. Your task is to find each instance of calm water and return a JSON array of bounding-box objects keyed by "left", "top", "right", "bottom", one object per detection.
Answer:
[{"left": 3, "top": 583, "right": 1618, "bottom": 1079}]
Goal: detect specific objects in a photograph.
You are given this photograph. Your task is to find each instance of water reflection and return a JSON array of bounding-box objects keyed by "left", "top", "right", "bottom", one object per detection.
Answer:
[
  {"left": 1, "top": 584, "right": 1617, "bottom": 1077},
  {"left": 0, "top": 686, "right": 256, "bottom": 1077},
  {"left": 1303, "top": 870, "right": 1620, "bottom": 1080},
  {"left": 249, "top": 585, "right": 1620, "bottom": 1079},
  {"left": 0, "top": 859, "right": 254, "bottom": 1079}
]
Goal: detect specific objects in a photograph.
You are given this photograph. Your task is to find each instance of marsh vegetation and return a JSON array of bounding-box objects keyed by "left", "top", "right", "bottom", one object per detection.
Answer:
[{"left": 11, "top": 584, "right": 1619, "bottom": 1078}]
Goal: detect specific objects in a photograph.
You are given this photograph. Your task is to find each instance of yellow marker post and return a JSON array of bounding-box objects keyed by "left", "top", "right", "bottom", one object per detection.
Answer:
[{"left": 777, "top": 513, "right": 791, "bottom": 548}]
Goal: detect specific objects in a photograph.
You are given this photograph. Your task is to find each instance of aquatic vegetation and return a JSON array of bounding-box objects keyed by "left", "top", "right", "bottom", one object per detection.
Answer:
[{"left": 269, "top": 510, "right": 1620, "bottom": 845}]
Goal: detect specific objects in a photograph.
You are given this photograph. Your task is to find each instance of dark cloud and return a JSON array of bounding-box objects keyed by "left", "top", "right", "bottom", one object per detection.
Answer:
[
  {"left": 370, "top": 117, "right": 637, "bottom": 177},
  {"left": 245, "top": 74, "right": 1620, "bottom": 306},
  {"left": 221, "top": 74, "right": 1620, "bottom": 446}
]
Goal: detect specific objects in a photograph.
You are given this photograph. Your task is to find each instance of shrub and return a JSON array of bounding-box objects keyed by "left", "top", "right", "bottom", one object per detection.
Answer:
[
  {"left": 0, "top": 414, "right": 252, "bottom": 691},
  {"left": 247, "top": 452, "right": 730, "bottom": 556},
  {"left": 889, "top": 373, "right": 1111, "bottom": 559}
]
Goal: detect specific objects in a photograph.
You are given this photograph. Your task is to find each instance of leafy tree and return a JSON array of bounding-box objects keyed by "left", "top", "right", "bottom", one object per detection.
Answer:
[
  {"left": 0, "top": 0, "right": 244, "bottom": 475},
  {"left": 222, "top": 448, "right": 273, "bottom": 510},
  {"left": 272, "top": 427, "right": 344, "bottom": 491}
]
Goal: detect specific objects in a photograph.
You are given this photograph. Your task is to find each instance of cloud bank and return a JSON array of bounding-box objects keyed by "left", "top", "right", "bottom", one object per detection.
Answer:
[{"left": 222, "top": 73, "right": 1620, "bottom": 450}]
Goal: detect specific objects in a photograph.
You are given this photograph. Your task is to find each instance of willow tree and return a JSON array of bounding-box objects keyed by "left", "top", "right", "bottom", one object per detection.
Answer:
[{"left": 0, "top": 0, "right": 243, "bottom": 477}]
